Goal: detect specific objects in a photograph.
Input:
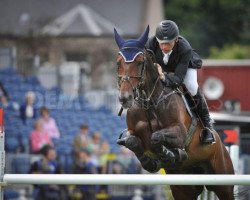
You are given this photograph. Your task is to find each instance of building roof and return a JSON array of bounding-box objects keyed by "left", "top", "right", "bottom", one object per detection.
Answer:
[
  {"left": 0, "top": 0, "right": 146, "bottom": 37},
  {"left": 211, "top": 112, "right": 250, "bottom": 125},
  {"left": 41, "top": 3, "right": 123, "bottom": 36},
  {"left": 203, "top": 59, "right": 250, "bottom": 67}
]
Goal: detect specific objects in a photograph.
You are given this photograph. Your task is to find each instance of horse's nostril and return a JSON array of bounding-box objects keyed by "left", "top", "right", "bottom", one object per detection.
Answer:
[
  {"left": 119, "top": 95, "right": 133, "bottom": 103},
  {"left": 119, "top": 97, "right": 127, "bottom": 104}
]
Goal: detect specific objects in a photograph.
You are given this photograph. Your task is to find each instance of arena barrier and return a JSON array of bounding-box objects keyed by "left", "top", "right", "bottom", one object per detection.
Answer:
[{"left": 2, "top": 174, "right": 250, "bottom": 186}]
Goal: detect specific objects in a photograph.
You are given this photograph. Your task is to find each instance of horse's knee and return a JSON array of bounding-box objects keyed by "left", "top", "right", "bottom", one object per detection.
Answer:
[
  {"left": 151, "top": 131, "right": 165, "bottom": 153},
  {"left": 151, "top": 131, "right": 164, "bottom": 146}
]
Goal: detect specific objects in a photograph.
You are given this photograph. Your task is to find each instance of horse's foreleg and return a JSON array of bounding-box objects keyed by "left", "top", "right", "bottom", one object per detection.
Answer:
[
  {"left": 151, "top": 125, "right": 187, "bottom": 164},
  {"left": 151, "top": 125, "right": 185, "bottom": 149},
  {"left": 138, "top": 153, "right": 161, "bottom": 173},
  {"left": 121, "top": 135, "right": 161, "bottom": 173},
  {"left": 171, "top": 185, "right": 203, "bottom": 200}
]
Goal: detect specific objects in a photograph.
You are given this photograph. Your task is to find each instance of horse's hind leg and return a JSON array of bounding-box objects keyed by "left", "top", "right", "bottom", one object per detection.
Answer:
[
  {"left": 170, "top": 185, "right": 203, "bottom": 200},
  {"left": 206, "top": 185, "right": 234, "bottom": 200},
  {"left": 207, "top": 137, "right": 234, "bottom": 200}
]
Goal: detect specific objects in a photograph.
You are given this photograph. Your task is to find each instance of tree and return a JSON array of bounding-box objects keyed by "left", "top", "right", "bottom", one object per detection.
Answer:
[
  {"left": 209, "top": 44, "right": 250, "bottom": 59},
  {"left": 163, "top": 0, "right": 250, "bottom": 57}
]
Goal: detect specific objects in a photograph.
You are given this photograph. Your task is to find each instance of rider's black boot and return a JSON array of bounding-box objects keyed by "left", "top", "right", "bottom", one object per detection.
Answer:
[{"left": 193, "top": 89, "right": 215, "bottom": 144}]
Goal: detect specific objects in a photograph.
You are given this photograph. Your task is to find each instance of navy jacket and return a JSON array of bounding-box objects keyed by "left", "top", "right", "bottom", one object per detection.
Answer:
[
  {"left": 146, "top": 36, "right": 202, "bottom": 85},
  {"left": 19, "top": 104, "right": 37, "bottom": 124}
]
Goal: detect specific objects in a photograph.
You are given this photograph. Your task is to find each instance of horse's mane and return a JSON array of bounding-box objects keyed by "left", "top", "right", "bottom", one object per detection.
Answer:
[
  {"left": 144, "top": 49, "right": 158, "bottom": 81},
  {"left": 145, "top": 48, "right": 156, "bottom": 63}
]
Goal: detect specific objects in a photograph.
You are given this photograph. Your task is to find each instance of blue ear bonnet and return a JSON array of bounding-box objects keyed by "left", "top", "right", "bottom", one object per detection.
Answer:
[
  {"left": 114, "top": 26, "right": 149, "bottom": 63},
  {"left": 119, "top": 40, "right": 144, "bottom": 62}
]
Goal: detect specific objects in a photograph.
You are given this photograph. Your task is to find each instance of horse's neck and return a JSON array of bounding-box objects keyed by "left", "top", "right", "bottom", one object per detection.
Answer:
[{"left": 143, "top": 61, "right": 163, "bottom": 99}]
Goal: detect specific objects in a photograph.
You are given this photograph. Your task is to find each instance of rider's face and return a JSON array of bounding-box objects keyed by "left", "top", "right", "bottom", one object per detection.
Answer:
[{"left": 159, "top": 40, "right": 175, "bottom": 54}]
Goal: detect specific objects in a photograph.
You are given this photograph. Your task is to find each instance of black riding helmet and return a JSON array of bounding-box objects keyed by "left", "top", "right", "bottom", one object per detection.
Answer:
[{"left": 156, "top": 20, "right": 179, "bottom": 43}]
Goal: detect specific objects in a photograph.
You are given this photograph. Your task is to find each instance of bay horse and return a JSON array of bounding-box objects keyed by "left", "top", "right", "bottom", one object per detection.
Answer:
[{"left": 114, "top": 26, "right": 234, "bottom": 200}]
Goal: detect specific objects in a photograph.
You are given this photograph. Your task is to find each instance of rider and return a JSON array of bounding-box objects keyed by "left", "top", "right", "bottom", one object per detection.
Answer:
[{"left": 146, "top": 20, "right": 215, "bottom": 144}]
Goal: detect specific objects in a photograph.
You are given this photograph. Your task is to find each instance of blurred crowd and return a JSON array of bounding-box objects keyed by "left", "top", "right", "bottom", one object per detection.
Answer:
[
  {"left": 28, "top": 119, "right": 141, "bottom": 200},
  {"left": 1, "top": 85, "right": 142, "bottom": 200}
]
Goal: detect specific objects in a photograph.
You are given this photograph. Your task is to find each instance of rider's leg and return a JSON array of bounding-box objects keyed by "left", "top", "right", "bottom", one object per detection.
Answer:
[
  {"left": 184, "top": 68, "right": 215, "bottom": 144},
  {"left": 193, "top": 89, "right": 215, "bottom": 144}
]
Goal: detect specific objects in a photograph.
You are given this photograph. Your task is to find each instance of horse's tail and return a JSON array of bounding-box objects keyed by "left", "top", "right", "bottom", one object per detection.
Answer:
[{"left": 233, "top": 186, "right": 249, "bottom": 200}]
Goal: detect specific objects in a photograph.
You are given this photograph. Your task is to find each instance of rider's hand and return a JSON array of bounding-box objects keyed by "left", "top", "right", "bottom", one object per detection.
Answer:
[{"left": 155, "top": 63, "right": 165, "bottom": 80}]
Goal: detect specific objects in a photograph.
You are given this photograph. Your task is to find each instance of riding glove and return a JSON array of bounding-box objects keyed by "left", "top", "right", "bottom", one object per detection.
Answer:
[{"left": 161, "top": 73, "right": 182, "bottom": 88}]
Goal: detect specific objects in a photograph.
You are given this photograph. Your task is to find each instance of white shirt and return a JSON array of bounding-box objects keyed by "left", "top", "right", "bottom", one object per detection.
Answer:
[
  {"left": 25, "top": 105, "right": 34, "bottom": 118},
  {"left": 163, "top": 50, "right": 173, "bottom": 65}
]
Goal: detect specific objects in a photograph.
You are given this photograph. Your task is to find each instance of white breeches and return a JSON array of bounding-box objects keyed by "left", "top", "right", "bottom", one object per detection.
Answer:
[{"left": 183, "top": 68, "right": 199, "bottom": 96}]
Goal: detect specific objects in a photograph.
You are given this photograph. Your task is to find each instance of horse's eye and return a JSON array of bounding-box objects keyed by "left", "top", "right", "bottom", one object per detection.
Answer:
[{"left": 137, "top": 61, "right": 144, "bottom": 66}]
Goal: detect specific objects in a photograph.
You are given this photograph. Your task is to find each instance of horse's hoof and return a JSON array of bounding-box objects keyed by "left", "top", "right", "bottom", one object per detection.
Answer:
[
  {"left": 116, "top": 138, "right": 126, "bottom": 146},
  {"left": 139, "top": 155, "right": 161, "bottom": 173},
  {"left": 126, "top": 136, "right": 144, "bottom": 156},
  {"left": 159, "top": 146, "right": 176, "bottom": 164},
  {"left": 174, "top": 148, "right": 188, "bottom": 162}
]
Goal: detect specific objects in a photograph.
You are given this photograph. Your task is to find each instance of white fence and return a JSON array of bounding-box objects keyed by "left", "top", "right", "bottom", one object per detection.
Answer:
[{"left": 2, "top": 174, "right": 250, "bottom": 185}]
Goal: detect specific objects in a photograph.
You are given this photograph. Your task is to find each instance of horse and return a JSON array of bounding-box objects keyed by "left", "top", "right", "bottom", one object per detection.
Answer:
[{"left": 114, "top": 26, "right": 234, "bottom": 200}]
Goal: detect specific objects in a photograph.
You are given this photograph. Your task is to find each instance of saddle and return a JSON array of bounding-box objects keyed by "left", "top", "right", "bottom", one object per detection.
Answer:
[
  {"left": 178, "top": 85, "right": 197, "bottom": 114},
  {"left": 176, "top": 85, "right": 198, "bottom": 147}
]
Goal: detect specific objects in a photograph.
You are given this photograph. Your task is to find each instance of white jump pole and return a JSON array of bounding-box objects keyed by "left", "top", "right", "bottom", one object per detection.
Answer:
[
  {"left": 3, "top": 174, "right": 250, "bottom": 186},
  {"left": 0, "top": 109, "right": 5, "bottom": 200}
]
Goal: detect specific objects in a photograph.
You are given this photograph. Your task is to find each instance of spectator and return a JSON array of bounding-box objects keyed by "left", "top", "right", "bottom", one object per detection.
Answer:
[
  {"left": 20, "top": 91, "right": 37, "bottom": 124},
  {"left": 98, "top": 142, "right": 111, "bottom": 195},
  {"left": 117, "top": 147, "right": 134, "bottom": 170},
  {"left": 29, "top": 145, "right": 66, "bottom": 200},
  {"left": 72, "top": 149, "right": 98, "bottom": 200},
  {"left": 30, "top": 120, "right": 53, "bottom": 154},
  {"left": 39, "top": 106, "right": 60, "bottom": 139},
  {"left": 87, "top": 132, "right": 102, "bottom": 155},
  {"left": 73, "top": 124, "right": 90, "bottom": 153},
  {"left": 0, "top": 82, "right": 19, "bottom": 110},
  {"left": 86, "top": 132, "right": 102, "bottom": 168},
  {"left": 99, "top": 142, "right": 111, "bottom": 174}
]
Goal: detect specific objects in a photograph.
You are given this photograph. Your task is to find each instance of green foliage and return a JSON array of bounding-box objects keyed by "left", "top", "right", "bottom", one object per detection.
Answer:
[
  {"left": 209, "top": 44, "right": 250, "bottom": 59},
  {"left": 163, "top": 0, "right": 250, "bottom": 57}
]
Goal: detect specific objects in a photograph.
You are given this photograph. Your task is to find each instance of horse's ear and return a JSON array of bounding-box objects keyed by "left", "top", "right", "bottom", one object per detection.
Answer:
[
  {"left": 114, "top": 28, "right": 125, "bottom": 49},
  {"left": 138, "top": 25, "right": 149, "bottom": 46}
]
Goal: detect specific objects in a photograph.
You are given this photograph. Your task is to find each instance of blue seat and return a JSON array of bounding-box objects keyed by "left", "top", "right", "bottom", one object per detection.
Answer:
[
  {"left": 4, "top": 189, "right": 20, "bottom": 199},
  {"left": 58, "top": 153, "right": 73, "bottom": 173},
  {"left": 11, "top": 156, "right": 31, "bottom": 174},
  {"left": 6, "top": 137, "right": 20, "bottom": 153}
]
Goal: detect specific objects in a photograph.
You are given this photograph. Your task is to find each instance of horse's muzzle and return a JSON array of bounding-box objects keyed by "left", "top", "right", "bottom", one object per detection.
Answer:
[{"left": 119, "top": 94, "right": 133, "bottom": 109}]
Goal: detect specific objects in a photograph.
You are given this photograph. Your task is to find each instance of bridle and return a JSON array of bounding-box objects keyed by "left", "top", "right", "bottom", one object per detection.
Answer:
[
  {"left": 117, "top": 47, "right": 146, "bottom": 90},
  {"left": 117, "top": 48, "right": 161, "bottom": 109}
]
